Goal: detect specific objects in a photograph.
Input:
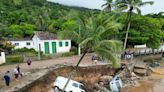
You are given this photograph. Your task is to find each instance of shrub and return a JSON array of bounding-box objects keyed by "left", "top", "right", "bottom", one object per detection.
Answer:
[
  {"left": 40, "top": 54, "right": 53, "bottom": 60},
  {"left": 61, "top": 52, "right": 75, "bottom": 57},
  {"left": 2, "top": 41, "right": 15, "bottom": 54},
  {"left": 6, "top": 55, "right": 24, "bottom": 64},
  {"left": 14, "top": 47, "right": 36, "bottom": 53},
  {"left": 70, "top": 46, "right": 78, "bottom": 55}
]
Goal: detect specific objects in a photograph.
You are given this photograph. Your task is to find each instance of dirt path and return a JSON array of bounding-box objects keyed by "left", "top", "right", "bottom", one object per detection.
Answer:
[
  {"left": 0, "top": 54, "right": 161, "bottom": 77},
  {"left": 0, "top": 54, "right": 97, "bottom": 76}
]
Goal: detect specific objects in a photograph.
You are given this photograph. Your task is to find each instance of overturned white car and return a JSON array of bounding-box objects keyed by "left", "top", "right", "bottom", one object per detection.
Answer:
[{"left": 53, "top": 76, "right": 86, "bottom": 92}]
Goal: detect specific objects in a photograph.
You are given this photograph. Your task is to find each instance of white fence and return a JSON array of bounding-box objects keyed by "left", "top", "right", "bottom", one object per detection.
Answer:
[{"left": 0, "top": 52, "right": 6, "bottom": 64}]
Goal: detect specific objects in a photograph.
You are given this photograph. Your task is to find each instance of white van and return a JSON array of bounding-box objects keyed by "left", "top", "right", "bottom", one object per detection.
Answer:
[
  {"left": 53, "top": 76, "right": 86, "bottom": 92},
  {"left": 110, "top": 76, "right": 123, "bottom": 92}
]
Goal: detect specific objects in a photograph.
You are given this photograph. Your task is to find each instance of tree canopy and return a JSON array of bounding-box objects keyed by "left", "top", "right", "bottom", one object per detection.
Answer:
[{"left": 0, "top": 0, "right": 163, "bottom": 49}]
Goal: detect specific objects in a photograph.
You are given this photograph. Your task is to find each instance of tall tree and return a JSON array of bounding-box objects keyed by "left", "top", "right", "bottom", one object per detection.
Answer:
[
  {"left": 35, "top": 6, "right": 51, "bottom": 31},
  {"left": 115, "top": 0, "right": 154, "bottom": 50}
]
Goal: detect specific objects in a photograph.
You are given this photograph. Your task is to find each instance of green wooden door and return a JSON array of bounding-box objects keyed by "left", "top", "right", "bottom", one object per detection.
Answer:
[
  {"left": 52, "top": 42, "right": 56, "bottom": 54},
  {"left": 44, "top": 42, "right": 49, "bottom": 54}
]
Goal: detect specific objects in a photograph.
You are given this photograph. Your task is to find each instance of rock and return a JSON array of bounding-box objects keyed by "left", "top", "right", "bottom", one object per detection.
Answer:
[
  {"left": 100, "top": 76, "right": 113, "bottom": 81},
  {"left": 94, "top": 83, "right": 111, "bottom": 92},
  {"left": 99, "top": 76, "right": 113, "bottom": 85},
  {"left": 131, "top": 72, "right": 137, "bottom": 77},
  {"left": 133, "top": 68, "right": 149, "bottom": 76},
  {"left": 133, "top": 81, "right": 140, "bottom": 87}
]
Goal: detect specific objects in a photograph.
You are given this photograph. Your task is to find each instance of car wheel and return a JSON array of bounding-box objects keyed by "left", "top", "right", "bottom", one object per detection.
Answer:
[{"left": 54, "top": 86, "right": 61, "bottom": 92}]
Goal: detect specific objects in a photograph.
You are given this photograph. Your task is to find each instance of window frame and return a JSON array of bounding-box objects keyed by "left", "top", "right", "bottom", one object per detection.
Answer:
[
  {"left": 65, "top": 41, "right": 69, "bottom": 47},
  {"left": 26, "top": 42, "right": 31, "bottom": 46},
  {"left": 15, "top": 43, "right": 19, "bottom": 46},
  {"left": 72, "top": 83, "right": 78, "bottom": 88},
  {"left": 59, "top": 41, "right": 63, "bottom": 47}
]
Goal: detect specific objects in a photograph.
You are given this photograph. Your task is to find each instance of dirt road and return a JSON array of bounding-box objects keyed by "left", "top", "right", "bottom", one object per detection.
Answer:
[{"left": 0, "top": 54, "right": 99, "bottom": 76}]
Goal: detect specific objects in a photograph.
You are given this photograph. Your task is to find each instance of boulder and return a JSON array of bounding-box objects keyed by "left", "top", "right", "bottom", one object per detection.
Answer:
[
  {"left": 133, "top": 68, "right": 148, "bottom": 76},
  {"left": 131, "top": 72, "right": 137, "bottom": 77},
  {"left": 99, "top": 76, "right": 113, "bottom": 83}
]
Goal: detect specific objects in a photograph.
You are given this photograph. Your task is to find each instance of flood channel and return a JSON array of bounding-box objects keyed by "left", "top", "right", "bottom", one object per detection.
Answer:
[{"left": 123, "top": 68, "right": 164, "bottom": 92}]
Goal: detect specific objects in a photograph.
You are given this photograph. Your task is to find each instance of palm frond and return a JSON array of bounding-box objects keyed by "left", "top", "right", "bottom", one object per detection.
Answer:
[
  {"left": 99, "top": 40, "right": 123, "bottom": 53},
  {"left": 138, "top": 1, "right": 154, "bottom": 7},
  {"left": 134, "top": 7, "right": 141, "bottom": 15},
  {"left": 95, "top": 47, "right": 121, "bottom": 68},
  {"left": 79, "top": 37, "right": 93, "bottom": 47}
]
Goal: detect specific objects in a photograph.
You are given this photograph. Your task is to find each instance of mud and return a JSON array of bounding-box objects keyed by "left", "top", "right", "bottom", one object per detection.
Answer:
[
  {"left": 18, "top": 65, "right": 115, "bottom": 92},
  {"left": 123, "top": 68, "right": 164, "bottom": 92}
]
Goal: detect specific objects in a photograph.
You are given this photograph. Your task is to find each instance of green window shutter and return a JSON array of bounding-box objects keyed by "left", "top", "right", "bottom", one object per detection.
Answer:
[
  {"left": 59, "top": 41, "right": 63, "bottom": 47},
  {"left": 65, "top": 41, "right": 69, "bottom": 46}
]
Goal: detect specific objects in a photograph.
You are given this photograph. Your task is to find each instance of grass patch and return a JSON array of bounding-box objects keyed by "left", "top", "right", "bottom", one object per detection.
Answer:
[
  {"left": 0, "top": 55, "right": 24, "bottom": 66},
  {"left": 61, "top": 52, "right": 75, "bottom": 57},
  {"left": 6, "top": 55, "right": 24, "bottom": 63}
]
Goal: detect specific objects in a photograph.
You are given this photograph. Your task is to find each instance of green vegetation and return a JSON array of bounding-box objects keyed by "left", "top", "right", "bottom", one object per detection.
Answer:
[
  {"left": 0, "top": 0, "right": 163, "bottom": 90},
  {"left": 0, "top": 0, "right": 163, "bottom": 65},
  {"left": 70, "top": 47, "right": 78, "bottom": 55},
  {"left": 0, "top": 0, "right": 99, "bottom": 39},
  {"left": 61, "top": 52, "right": 75, "bottom": 57},
  {"left": 59, "top": 13, "right": 123, "bottom": 67},
  {"left": 0, "top": 0, "right": 163, "bottom": 49},
  {"left": 118, "top": 13, "right": 164, "bottom": 48},
  {"left": 14, "top": 47, "right": 36, "bottom": 53},
  {"left": 5, "top": 55, "right": 24, "bottom": 65},
  {"left": 115, "top": 0, "right": 154, "bottom": 50}
]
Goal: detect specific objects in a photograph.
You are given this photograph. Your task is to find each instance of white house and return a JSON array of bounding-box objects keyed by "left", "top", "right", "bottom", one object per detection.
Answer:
[
  {"left": 0, "top": 52, "right": 6, "bottom": 64},
  {"left": 9, "top": 31, "right": 71, "bottom": 54},
  {"left": 9, "top": 38, "right": 34, "bottom": 49}
]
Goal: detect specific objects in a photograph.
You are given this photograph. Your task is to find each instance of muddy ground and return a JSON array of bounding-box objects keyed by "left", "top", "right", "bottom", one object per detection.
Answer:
[
  {"left": 1, "top": 54, "right": 164, "bottom": 92},
  {"left": 122, "top": 58, "right": 164, "bottom": 92},
  {"left": 19, "top": 65, "right": 115, "bottom": 92}
]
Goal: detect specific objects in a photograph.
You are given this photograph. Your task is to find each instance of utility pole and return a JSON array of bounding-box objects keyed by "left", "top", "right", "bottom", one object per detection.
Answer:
[
  {"left": 36, "top": 37, "right": 41, "bottom": 60},
  {"left": 78, "top": 23, "right": 81, "bottom": 56},
  {"left": 38, "top": 44, "right": 41, "bottom": 60}
]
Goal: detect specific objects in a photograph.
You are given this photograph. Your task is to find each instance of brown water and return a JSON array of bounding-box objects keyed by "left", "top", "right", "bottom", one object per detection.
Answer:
[
  {"left": 123, "top": 79, "right": 164, "bottom": 92},
  {"left": 123, "top": 68, "right": 164, "bottom": 92}
]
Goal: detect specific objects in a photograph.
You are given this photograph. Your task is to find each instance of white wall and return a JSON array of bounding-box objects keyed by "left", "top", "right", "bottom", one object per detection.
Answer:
[
  {"left": 32, "top": 35, "right": 41, "bottom": 51},
  {"left": 56, "top": 40, "right": 71, "bottom": 53},
  {"left": 10, "top": 41, "right": 34, "bottom": 49},
  {"left": 40, "top": 40, "right": 71, "bottom": 54},
  {"left": 0, "top": 52, "right": 6, "bottom": 65}
]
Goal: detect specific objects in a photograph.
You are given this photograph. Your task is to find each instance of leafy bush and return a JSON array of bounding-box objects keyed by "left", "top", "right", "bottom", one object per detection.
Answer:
[
  {"left": 40, "top": 54, "right": 53, "bottom": 60},
  {"left": 14, "top": 47, "right": 36, "bottom": 53},
  {"left": 61, "top": 52, "right": 75, "bottom": 57},
  {"left": 2, "top": 41, "right": 15, "bottom": 54},
  {"left": 70, "top": 46, "right": 78, "bottom": 55},
  {"left": 6, "top": 55, "right": 24, "bottom": 64}
]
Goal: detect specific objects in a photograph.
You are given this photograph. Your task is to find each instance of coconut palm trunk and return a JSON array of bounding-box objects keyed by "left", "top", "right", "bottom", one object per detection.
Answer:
[
  {"left": 62, "top": 51, "right": 87, "bottom": 91},
  {"left": 122, "top": 9, "right": 133, "bottom": 76},
  {"left": 123, "top": 8, "right": 133, "bottom": 50}
]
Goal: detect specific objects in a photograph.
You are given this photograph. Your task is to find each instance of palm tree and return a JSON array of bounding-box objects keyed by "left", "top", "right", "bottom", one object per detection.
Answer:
[
  {"left": 115, "top": 0, "right": 154, "bottom": 50},
  {"left": 36, "top": 6, "right": 51, "bottom": 31},
  {"left": 102, "top": 0, "right": 114, "bottom": 12},
  {"left": 59, "top": 13, "right": 122, "bottom": 91}
]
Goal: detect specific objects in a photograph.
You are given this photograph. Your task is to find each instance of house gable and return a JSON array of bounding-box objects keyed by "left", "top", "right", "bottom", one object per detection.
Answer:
[{"left": 34, "top": 31, "right": 57, "bottom": 40}]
